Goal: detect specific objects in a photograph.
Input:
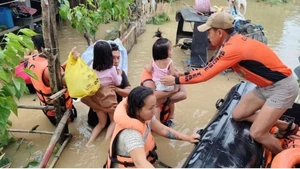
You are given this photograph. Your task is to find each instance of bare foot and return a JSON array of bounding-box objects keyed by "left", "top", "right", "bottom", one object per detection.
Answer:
[{"left": 85, "top": 142, "right": 95, "bottom": 148}]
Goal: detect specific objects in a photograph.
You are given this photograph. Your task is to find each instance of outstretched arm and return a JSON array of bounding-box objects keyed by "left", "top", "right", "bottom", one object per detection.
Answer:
[
  {"left": 160, "top": 45, "right": 242, "bottom": 85},
  {"left": 151, "top": 117, "right": 200, "bottom": 143},
  {"left": 144, "top": 61, "right": 153, "bottom": 73}
]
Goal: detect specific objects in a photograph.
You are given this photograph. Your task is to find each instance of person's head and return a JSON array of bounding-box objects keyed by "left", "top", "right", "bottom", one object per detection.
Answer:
[
  {"left": 31, "top": 35, "right": 45, "bottom": 53},
  {"left": 198, "top": 12, "right": 235, "bottom": 47},
  {"left": 93, "top": 41, "right": 113, "bottom": 71},
  {"left": 152, "top": 38, "right": 172, "bottom": 61},
  {"left": 111, "top": 43, "right": 120, "bottom": 67},
  {"left": 127, "top": 86, "right": 156, "bottom": 122}
]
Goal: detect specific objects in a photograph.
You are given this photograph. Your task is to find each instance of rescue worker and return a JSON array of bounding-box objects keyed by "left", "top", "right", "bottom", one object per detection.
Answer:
[
  {"left": 27, "top": 35, "right": 76, "bottom": 126},
  {"left": 160, "top": 12, "right": 299, "bottom": 155}
]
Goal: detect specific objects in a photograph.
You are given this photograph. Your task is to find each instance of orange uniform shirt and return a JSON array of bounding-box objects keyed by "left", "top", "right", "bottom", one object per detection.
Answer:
[{"left": 176, "top": 34, "right": 291, "bottom": 87}]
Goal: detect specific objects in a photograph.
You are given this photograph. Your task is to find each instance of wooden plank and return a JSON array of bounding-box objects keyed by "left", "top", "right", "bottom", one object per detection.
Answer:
[
  {"left": 49, "top": 135, "right": 72, "bottom": 168},
  {"left": 0, "top": 0, "right": 17, "bottom": 6},
  {"left": 33, "top": 15, "right": 42, "bottom": 22},
  {"left": 48, "top": 88, "right": 67, "bottom": 102},
  {"left": 0, "top": 26, "right": 24, "bottom": 37},
  {"left": 8, "top": 129, "right": 55, "bottom": 135},
  {"left": 38, "top": 110, "right": 71, "bottom": 168},
  {"left": 18, "top": 105, "right": 55, "bottom": 110},
  {"left": 0, "top": 153, "right": 5, "bottom": 161},
  {"left": 0, "top": 15, "right": 41, "bottom": 37}
]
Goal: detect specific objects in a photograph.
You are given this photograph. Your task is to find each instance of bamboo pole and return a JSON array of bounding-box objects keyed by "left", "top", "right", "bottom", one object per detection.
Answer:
[
  {"left": 121, "top": 25, "right": 137, "bottom": 43},
  {"left": 8, "top": 129, "right": 55, "bottom": 135},
  {"left": 17, "top": 105, "right": 55, "bottom": 110},
  {"left": 0, "top": 153, "right": 5, "bottom": 160},
  {"left": 49, "top": 88, "right": 66, "bottom": 100},
  {"left": 49, "top": 134, "right": 72, "bottom": 168},
  {"left": 1, "top": 163, "right": 11, "bottom": 168},
  {"left": 47, "top": 88, "right": 67, "bottom": 103},
  {"left": 38, "top": 110, "right": 70, "bottom": 168}
]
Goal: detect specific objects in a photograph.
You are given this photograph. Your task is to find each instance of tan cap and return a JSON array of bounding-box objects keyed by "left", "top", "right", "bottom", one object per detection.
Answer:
[{"left": 197, "top": 12, "right": 234, "bottom": 32}]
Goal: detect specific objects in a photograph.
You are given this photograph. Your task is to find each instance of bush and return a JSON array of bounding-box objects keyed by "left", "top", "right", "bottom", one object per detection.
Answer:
[
  {"left": 146, "top": 12, "right": 170, "bottom": 25},
  {"left": 0, "top": 29, "right": 37, "bottom": 147}
]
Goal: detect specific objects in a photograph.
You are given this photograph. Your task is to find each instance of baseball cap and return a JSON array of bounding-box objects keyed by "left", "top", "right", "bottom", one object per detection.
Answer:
[{"left": 197, "top": 12, "right": 235, "bottom": 32}]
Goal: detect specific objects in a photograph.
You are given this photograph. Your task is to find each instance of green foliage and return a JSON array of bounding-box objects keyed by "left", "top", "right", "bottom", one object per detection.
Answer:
[
  {"left": 146, "top": 12, "right": 170, "bottom": 25},
  {"left": 256, "top": 0, "right": 291, "bottom": 5},
  {"left": 0, "top": 156, "right": 11, "bottom": 168},
  {"left": 0, "top": 29, "right": 37, "bottom": 147},
  {"left": 59, "top": 0, "right": 134, "bottom": 37},
  {"left": 24, "top": 160, "right": 39, "bottom": 168}
]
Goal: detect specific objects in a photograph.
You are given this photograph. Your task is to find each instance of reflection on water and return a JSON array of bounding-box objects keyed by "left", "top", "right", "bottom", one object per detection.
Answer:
[
  {"left": 273, "top": 2, "right": 300, "bottom": 72},
  {"left": 4, "top": 0, "right": 300, "bottom": 167}
]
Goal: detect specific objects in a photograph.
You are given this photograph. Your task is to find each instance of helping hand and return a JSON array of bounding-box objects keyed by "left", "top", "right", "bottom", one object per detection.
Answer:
[
  {"left": 188, "top": 133, "right": 201, "bottom": 143},
  {"left": 117, "top": 69, "right": 122, "bottom": 76},
  {"left": 108, "top": 82, "right": 116, "bottom": 91},
  {"left": 160, "top": 75, "right": 176, "bottom": 86},
  {"left": 71, "top": 47, "right": 80, "bottom": 60}
]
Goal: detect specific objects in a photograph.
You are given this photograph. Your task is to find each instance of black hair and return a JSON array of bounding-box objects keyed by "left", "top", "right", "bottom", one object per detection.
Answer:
[
  {"left": 110, "top": 43, "right": 119, "bottom": 51},
  {"left": 93, "top": 41, "right": 113, "bottom": 71},
  {"left": 31, "top": 35, "right": 45, "bottom": 52},
  {"left": 212, "top": 27, "right": 235, "bottom": 35},
  {"left": 152, "top": 38, "right": 171, "bottom": 61},
  {"left": 127, "top": 86, "right": 154, "bottom": 119}
]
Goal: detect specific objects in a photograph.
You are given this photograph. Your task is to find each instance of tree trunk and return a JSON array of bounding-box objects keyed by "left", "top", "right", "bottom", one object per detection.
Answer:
[{"left": 41, "top": 0, "right": 68, "bottom": 144}]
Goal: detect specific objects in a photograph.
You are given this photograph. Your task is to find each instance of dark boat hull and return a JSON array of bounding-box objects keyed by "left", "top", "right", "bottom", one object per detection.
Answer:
[{"left": 182, "top": 81, "right": 264, "bottom": 168}]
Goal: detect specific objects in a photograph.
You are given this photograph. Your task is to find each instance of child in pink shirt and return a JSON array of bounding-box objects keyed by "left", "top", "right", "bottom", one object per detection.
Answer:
[
  {"left": 78, "top": 41, "right": 122, "bottom": 147},
  {"left": 145, "top": 38, "right": 181, "bottom": 121}
]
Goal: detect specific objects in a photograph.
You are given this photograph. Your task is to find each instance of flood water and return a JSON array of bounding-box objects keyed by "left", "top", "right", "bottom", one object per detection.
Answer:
[{"left": 4, "top": 0, "right": 300, "bottom": 167}]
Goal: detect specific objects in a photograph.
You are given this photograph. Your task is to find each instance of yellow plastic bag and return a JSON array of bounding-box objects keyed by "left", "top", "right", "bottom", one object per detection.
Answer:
[{"left": 65, "top": 52, "right": 100, "bottom": 98}]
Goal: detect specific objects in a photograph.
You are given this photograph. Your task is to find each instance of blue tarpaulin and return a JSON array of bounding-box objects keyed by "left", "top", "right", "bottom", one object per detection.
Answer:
[{"left": 81, "top": 38, "right": 128, "bottom": 75}]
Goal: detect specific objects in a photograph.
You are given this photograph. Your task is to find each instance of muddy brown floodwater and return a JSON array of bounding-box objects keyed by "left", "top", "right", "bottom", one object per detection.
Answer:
[{"left": 4, "top": 0, "right": 300, "bottom": 167}]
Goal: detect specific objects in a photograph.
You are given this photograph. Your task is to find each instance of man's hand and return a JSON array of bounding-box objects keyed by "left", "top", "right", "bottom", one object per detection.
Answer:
[
  {"left": 108, "top": 82, "right": 116, "bottom": 91},
  {"left": 188, "top": 133, "right": 201, "bottom": 143},
  {"left": 160, "top": 75, "right": 176, "bottom": 86},
  {"left": 117, "top": 69, "right": 122, "bottom": 76}
]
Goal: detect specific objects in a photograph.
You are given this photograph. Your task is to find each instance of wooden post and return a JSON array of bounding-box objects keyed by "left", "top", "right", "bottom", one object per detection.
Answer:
[{"left": 41, "top": 0, "right": 68, "bottom": 144}]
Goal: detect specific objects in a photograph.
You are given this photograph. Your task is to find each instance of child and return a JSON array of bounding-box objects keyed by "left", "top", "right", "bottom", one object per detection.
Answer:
[
  {"left": 145, "top": 38, "right": 180, "bottom": 121},
  {"left": 87, "top": 42, "right": 131, "bottom": 129},
  {"left": 73, "top": 41, "right": 122, "bottom": 147}
]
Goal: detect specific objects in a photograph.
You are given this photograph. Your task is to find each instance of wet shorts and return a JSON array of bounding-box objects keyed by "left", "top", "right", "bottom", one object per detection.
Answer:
[
  {"left": 253, "top": 75, "right": 299, "bottom": 109},
  {"left": 91, "top": 85, "right": 117, "bottom": 108}
]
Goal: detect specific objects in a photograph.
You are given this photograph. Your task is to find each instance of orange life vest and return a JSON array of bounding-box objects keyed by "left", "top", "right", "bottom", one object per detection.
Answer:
[
  {"left": 105, "top": 99, "right": 158, "bottom": 168},
  {"left": 140, "top": 69, "right": 171, "bottom": 124},
  {"left": 27, "top": 55, "right": 74, "bottom": 125},
  {"left": 270, "top": 129, "right": 300, "bottom": 168}
]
